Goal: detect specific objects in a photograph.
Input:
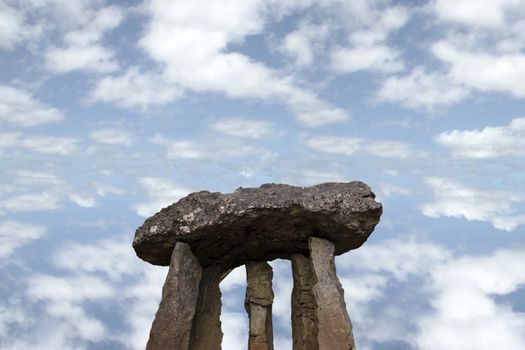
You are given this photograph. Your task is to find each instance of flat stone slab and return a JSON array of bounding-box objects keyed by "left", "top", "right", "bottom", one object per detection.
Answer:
[{"left": 133, "top": 181, "right": 382, "bottom": 269}]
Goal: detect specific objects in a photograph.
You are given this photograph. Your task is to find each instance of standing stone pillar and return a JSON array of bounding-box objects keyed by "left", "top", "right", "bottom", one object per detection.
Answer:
[
  {"left": 245, "top": 261, "right": 274, "bottom": 350},
  {"left": 291, "top": 254, "right": 319, "bottom": 350},
  {"left": 146, "top": 241, "right": 202, "bottom": 350},
  {"left": 309, "top": 237, "right": 356, "bottom": 350},
  {"left": 189, "top": 264, "right": 223, "bottom": 350}
]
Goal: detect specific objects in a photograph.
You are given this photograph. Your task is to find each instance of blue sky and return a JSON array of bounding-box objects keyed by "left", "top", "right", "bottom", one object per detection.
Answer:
[{"left": 1, "top": 0, "right": 525, "bottom": 349}]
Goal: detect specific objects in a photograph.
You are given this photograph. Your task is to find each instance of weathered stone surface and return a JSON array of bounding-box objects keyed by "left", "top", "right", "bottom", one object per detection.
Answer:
[
  {"left": 309, "top": 237, "right": 355, "bottom": 350},
  {"left": 146, "top": 242, "right": 202, "bottom": 350},
  {"left": 291, "top": 254, "right": 318, "bottom": 350},
  {"left": 189, "top": 264, "right": 223, "bottom": 350},
  {"left": 134, "top": 182, "right": 382, "bottom": 269},
  {"left": 245, "top": 261, "right": 274, "bottom": 350}
]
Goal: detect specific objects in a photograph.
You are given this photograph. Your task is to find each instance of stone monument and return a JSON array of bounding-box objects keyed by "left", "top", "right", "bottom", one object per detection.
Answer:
[{"left": 133, "top": 181, "right": 382, "bottom": 350}]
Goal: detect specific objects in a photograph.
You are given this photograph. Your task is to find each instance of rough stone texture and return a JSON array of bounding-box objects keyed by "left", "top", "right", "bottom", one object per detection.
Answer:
[
  {"left": 309, "top": 237, "right": 355, "bottom": 350},
  {"left": 146, "top": 242, "right": 202, "bottom": 350},
  {"left": 189, "top": 264, "right": 223, "bottom": 350},
  {"left": 291, "top": 254, "right": 319, "bottom": 350},
  {"left": 134, "top": 182, "right": 382, "bottom": 269},
  {"left": 245, "top": 261, "right": 274, "bottom": 350}
]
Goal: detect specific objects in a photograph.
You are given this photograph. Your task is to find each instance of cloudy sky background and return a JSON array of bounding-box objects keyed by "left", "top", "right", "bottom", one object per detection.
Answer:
[{"left": 1, "top": 0, "right": 525, "bottom": 349}]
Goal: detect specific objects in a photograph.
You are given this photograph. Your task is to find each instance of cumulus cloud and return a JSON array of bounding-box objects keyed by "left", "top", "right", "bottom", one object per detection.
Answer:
[
  {"left": 280, "top": 22, "right": 328, "bottom": 67},
  {"left": 437, "top": 116, "right": 525, "bottom": 158},
  {"left": 0, "top": 85, "right": 64, "bottom": 127},
  {"left": 212, "top": 118, "right": 276, "bottom": 139},
  {"left": 0, "top": 221, "right": 47, "bottom": 259},
  {"left": 90, "top": 68, "right": 182, "bottom": 110},
  {"left": 0, "top": 132, "right": 78, "bottom": 155},
  {"left": 0, "top": 192, "right": 62, "bottom": 212},
  {"left": 134, "top": 177, "right": 192, "bottom": 217},
  {"left": 306, "top": 135, "right": 413, "bottom": 159},
  {"left": 433, "top": 0, "right": 525, "bottom": 28},
  {"left": 152, "top": 134, "right": 268, "bottom": 160},
  {"left": 136, "top": 0, "right": 349, "bottom": 127},
  {"left": 67, "top": 193, "right": 96, "bottom": 208},
  {"left": 0, "top": 235, "right": 166, "bottom": 350},
  {"left": 331, "top": 6, "right": 408, "bottom": 74},
  {"left": 45, "top": 6, "right": 123, "bottom": 73},
  {"left": 338, "top": 236, "right": 525, "bottom": 349},
  {"left": 9, "top": 169, "right": 64, "bottom": 186},
  {"left": 433, "top": 41, "right": 525, "bottom": 98},
  {"left": 89, "top": 128, "right": 134, "bottom": 146},
  {"left": 54, "top": 237, "right": 139, "bottom": 282},
  {"left": 27, "top": 274, "right": 114, "bottom": 341},
  {"left": 378, "top": 182, "right": 411, "bottom": 197},
  {"left": 376, "top": 67, "right": 469, "bottom": 110},
  {"left": 415, "top": 248, "right": 525, "bottom": 349},
  {"left": 0, "top": 2, "right": 40, "bottom": 49},
  {"left": 421, "top": 177, "right": 525, "bottom": 231}
]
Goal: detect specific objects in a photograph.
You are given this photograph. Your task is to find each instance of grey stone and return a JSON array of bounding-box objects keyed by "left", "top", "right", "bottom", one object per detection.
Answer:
[
  {"left": 245, "top": 261, "right": 274, "bottom": 350},
  {"left": 189, "top": 264, "right": 223, "bottom": 350},
  {"left": 309, "top": 237, "right": 355, "bottom": 350},
  {"left": 134, "top": 182, "right": 382, "bottom": 270},
  {"left": 146, "top": 242, "right": 202, "bottom": 350},
  {"left": 291, "top": 254, "right": 318, "bottom": 350}
]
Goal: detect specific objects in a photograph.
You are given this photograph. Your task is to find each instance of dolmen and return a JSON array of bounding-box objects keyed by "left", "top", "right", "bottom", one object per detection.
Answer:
[{"left": 133, "top": 181, "right": 382, "bottom": 350}]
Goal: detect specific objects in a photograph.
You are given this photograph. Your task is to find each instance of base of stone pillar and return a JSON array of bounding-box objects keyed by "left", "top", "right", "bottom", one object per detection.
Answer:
[
  {"left": 189, "top": 264, "right": 223, "bottom": 350},
  {"left": 309, "top": 237, "right": 356, "bottom": 350},
  {"left": 245, "top": 261, "right": 274, "bottom": 350},
  {"left": 146, "top": 242, "right": 202, "bottom": 350},
  {"left": 291, "top": 253, "right": 319, "bottom": 350}
]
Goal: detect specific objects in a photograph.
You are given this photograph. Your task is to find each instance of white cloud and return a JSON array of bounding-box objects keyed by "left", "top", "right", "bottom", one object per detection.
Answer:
[
  {"left": 433, "top": 0, "right": 525, "bottom": 28},
  {"left": 93, "top": 182, "right": 124, "bottom": 197},
  {"left": 9, "top": 169, "right": 64, "bottom": 186},
  {"left": 134, "top": 177, "right": 192, "bottom": 217},
  {"left": 137, "top": 0, "right": 349, "bottom": 127},
  {"left": 421, "top": 177, "right": 525, "bottom": 231},
  {"left": 0, "top": 192, "right": 61, "bottom": 212},
  {"left": 379, "top": 182, "right": 411, "bottom": 197},
  {"left": 0, "top": 221, "right": 47, "bottom": 259},
  {"left": 415, "top": 248, "right": 525, "bottom": 350},
  {"left": 54, "top": 237, "right": 138, "bottom": 281},
  {"left": 331, "top": 44, "right": 404, "bottom": 74},
  {"left": 212, "top": 118, "right": 276, "bottom": 139},
  {"left": 330, "top": 6, "right": 408, "bottom": 74},
  {"left": 306, "top": 135, "right": 413, "bottom": 158},
  {"left": 0, "top": 2, "right": 40, "bottom": 49},
  {"left": 221, "top": 312, "right": 248, "bottom": 349},
  {"left": 433, "top": 41, "right": 525, "bottom": 98},
  {"left": 342, "top": 237, "right": 525, "bottom": 349},
  {"left": 50, "top": 236, "right": 165, "bottom": 350},
  {"left": 68, "top": 193, "right": 96, "bottom": 208},
  {"left": 287, "top": 89, "right": 349, "bottom": 127},
  {"left": 376, "top": 67, "right": 469, "bottom": 110},
  {"left": 45, "top": 6, "right": 123, "bottom": 73},
  {"left": 437, "top": 116, "right": 525, "bottom": 158},
  {"left": 89, "top": 128, "right": 133, "bottom": 146},
  {"left": 280, "top": 22, "right": 328, "bottom": 67},
  {"left": 220, "top": 266, "right": 246, "bottom": 293},
  {"left": 27, "top": 274, "right": 114, "bottom": 341},
  {"left": 0, "top": 132, "right": 78, "bottom": 155},
  {"left": 337, "top": 236, "right": 451, "bottom": 348},
  {"left": 340, "top": 236, "right": 451, "bottom": 281},
  {"left": 306, "top": 135, "right": 362, "bottom": 155},
  {"left": 152, "top": 134, "right": 267, "bottom": 160},
  {"left": 91, "top": 68, "right": 182, "bottom": 110},
  {"left": 0, "top": 85, "right": 64, "bottom": 127},
  {"left": 45, "top": 45, "right": 119, "bottom": 73}
]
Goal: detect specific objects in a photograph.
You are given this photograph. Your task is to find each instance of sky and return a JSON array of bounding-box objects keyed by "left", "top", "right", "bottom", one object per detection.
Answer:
[{"left": 1, "top": 0, "right": 525, "bottom": 349}]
